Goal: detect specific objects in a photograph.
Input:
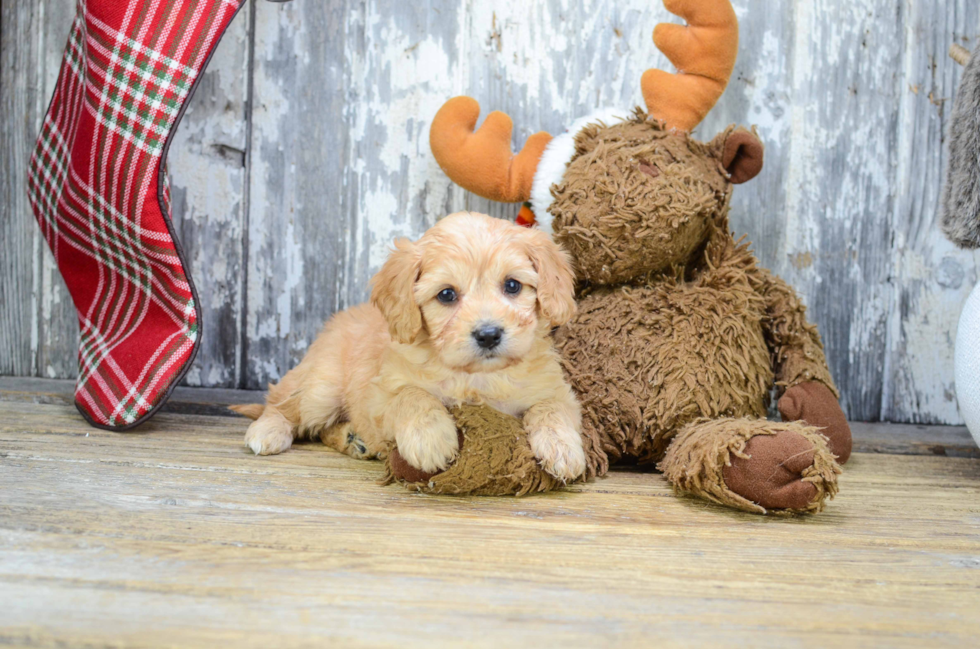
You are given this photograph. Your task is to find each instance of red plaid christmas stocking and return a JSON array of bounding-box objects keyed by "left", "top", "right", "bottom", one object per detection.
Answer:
[{"left": 27, "top": 0, "right": 245, "bottom": 429}]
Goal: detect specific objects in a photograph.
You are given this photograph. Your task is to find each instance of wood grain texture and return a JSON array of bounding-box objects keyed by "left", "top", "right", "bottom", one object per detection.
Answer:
[
  {"left": 2, "top": 400, "right": 980, "bottom": 647},
  {"left": 781, "top": 0, "right": 904, "bottom": 422},
  {"left": 2, "top": 1, "right": 980, "bottom": 424},
  {"left": 243, "top": 0, "right": 353, "bottom": 388},
  {"left": 881, "top": 0, "right": 980, "bottom": 424},
  {"left": 32, "top": 3, "right": 84, "bottom": 383},
  {"left": 4, "top": 377, "right": 978, "bottom": 456},
  {"left": 0, "top": 1, "right": 77, "bottom": 380},
  {"left": 0, "top": 0, "right": 43, "bottom": 378},
  {"left": 168, "top": 2, "right": 252, "bottom": 388},
  {"left": 0, "top": 376, "right": 265, "bottom": 417}
]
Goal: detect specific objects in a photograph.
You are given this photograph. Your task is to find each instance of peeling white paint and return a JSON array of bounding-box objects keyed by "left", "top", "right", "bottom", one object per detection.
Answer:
[
  {"left": 345, "top": 6, "right": 458, "bottom": 274},
  {"left": 167, "top": 3, "right": 251, "bottom": 387},
  {"left": 247, "top": 1, "right": 307, "bottom": 349},
  {"left": 878, "top": 0, "right": 980, "bottom": 423},
  {"left": 11, "top": 0, "right": 980, "bottom": 423}
]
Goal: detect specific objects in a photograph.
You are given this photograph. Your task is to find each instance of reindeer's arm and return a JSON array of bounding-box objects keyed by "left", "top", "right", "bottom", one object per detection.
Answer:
[
  {"left": 750, "top": 267, "right": 838, "bottom": 398},
  {"left": 750, "top": 267, "right": 852, "bottom": 462}
]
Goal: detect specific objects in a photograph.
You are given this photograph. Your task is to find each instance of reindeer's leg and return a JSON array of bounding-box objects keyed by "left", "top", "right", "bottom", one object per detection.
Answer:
[
  {"left": 753, "top": 268, "right": 852, "bottom": 464},
  {"left": 659, "top": 417, "right": 841, "bottom": 515}
]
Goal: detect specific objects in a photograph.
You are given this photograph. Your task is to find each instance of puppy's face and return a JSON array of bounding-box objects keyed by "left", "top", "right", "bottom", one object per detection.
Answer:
[{"left": 371, "top": 212, "right": 576, "bottom": 373}]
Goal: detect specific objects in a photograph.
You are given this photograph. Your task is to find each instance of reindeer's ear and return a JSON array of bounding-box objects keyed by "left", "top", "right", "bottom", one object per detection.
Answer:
[
  {"left": 712, "top": 127, "right": 764, "bottom": 184},
  {"left": 370, "top": 239, "right": 423, "bottom": 344},
  {"left": 523, "top": 228, "right": 576, "bottom": 327}
]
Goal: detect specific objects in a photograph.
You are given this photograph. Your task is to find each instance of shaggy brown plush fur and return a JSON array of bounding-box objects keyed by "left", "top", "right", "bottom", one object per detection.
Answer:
[
  {"left": 384, "top": 404, "right": 562, "bottom": 496},
  {"left": 549, "top": 110, "right": 846, "bottom": 513},
  {"left": 941, "top": 41, "right": 980, "bottom": 249},
  {"left": 551, "top": 112, "right": 730, "bottom": 285},
  {"left": 659, "top": 418, "right": 840, "bottom": 514},
  {"left": 553, "top": 113, "right": 836, "bottom": 472}
]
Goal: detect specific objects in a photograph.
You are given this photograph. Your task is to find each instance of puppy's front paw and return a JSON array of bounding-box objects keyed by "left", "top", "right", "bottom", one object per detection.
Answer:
[
  {"left": 244, "top": 415, "right": 293, "bottom": 456},
  {"left": 528, "top": 425, "right": 586, "bottom": 482},
  {"left": 395, "top": 408, "right": 460, "bottom": 474}
]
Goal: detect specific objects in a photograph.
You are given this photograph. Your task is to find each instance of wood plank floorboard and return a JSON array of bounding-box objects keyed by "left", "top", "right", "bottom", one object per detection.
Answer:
[{"left": 1, "top": 400, "right": 979, "bottom": 647}]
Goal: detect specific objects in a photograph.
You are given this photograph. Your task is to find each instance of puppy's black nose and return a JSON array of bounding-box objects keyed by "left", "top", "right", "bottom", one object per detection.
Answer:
[{"left": 472, "top": 324, "right": 504, "bottom": 350}]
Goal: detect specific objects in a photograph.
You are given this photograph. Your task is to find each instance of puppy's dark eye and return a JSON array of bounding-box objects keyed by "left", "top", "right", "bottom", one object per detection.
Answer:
[
  {"left": 503, "top": 279, "right": 523, "bottom": 295},
  {"left": 436, "top": 288, "right": 458, "bottom": 304}
]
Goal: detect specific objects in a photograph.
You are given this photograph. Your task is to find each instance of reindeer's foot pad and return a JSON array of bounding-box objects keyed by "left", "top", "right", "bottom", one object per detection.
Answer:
[{"left": 659, "top": 417, "right": 841, "bottom": 515}]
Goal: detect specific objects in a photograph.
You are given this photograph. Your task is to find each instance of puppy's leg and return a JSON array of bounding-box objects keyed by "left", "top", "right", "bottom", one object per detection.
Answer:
[
  {"left": 319, "top": 422, "right": 377, "bottom": 460},
  {"left": 245, "top": 324, "right": 348, "bottom": 456},
  {"left": 246, "top": 378, "right": 345, "bottom": 456},
  {"left": 383, "top": 387, "right": 459, "bottom": 473},
  {"left": 244, "top": 360, "right": 306, "bottom": 455},
  {"left": 245, "top": 407, "right": 295, "bottom": 456},
  {"left": 524, "top": 392, "right": 586, "bottom": 481},
  {"left": 307, "top": 384, "right": 385, "bottom": 460},
  {"left": 244, "top": 362, "right": 307, "bottom": 456},
  {"left": 296, "top": 377, "right": 344, "bottom": 440}
]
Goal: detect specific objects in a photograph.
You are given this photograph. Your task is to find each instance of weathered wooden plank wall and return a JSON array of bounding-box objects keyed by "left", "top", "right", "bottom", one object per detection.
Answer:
[
  {"left": 1, "top": 1, "right": 79, "bottom": 382},
  {"left": 2, "top": 0, "right": 979, "bottom": 425}
]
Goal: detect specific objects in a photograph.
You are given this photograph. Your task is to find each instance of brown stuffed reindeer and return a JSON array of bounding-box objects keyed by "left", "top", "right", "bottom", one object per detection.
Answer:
[{"left": 426, "top": 0, "right": 852, "bottom": 514}]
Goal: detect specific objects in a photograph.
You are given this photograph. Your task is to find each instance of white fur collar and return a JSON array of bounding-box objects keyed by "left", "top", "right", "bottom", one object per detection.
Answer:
[{"left": 529, "top": 108, "right": 631, "bottom": 234}]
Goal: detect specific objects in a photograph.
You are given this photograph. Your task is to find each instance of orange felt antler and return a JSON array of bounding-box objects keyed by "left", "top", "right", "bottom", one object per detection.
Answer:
[
  {"left": 429, "top": 96, "right": 552, "bottom": 203},
  {"left": 642, "top": 0, "right": 739, "bottom": 132}
]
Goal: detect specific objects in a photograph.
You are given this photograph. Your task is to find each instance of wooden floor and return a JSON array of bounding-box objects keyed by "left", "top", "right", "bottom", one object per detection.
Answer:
[{"left": 2, "top": 383, "right": 980, "bottom": 647}]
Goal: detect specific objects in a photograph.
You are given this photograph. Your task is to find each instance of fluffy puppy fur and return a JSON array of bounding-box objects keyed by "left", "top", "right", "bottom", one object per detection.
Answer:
[
  {"left": 234, "top": 212, "right": 585, "bottom": 480},
  {"left": 942, "top": 41, "right": 980, "bottom": 249}
]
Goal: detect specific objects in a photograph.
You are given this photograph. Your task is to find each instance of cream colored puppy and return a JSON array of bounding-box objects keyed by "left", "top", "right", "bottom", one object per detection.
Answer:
[{"left": 234, "top": 211, "right": 585, "bottom": 481}]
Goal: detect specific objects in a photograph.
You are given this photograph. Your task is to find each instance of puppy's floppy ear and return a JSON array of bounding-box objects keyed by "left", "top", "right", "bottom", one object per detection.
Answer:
[
  {"left": 370, "top": 238, "right": 423, "bottom": 344},
  {"left": 523, "top": 228, "right": 577, "bottom": 327}
]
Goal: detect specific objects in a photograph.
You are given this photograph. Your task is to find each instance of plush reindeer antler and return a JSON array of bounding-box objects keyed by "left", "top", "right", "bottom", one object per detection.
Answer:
[
  {"left": 642, "top": 0, "right": 739, "bottom": 132},
  {"left": 429, "top": 96, "right": 552, "bottom": 203}
]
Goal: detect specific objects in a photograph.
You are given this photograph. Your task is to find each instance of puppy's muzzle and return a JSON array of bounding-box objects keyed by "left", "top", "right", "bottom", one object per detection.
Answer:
[{"left": 472, "top": 324, "right": 504, "bottom": 350}]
